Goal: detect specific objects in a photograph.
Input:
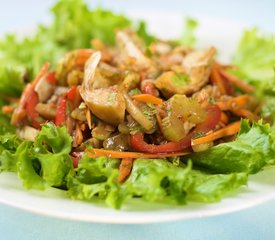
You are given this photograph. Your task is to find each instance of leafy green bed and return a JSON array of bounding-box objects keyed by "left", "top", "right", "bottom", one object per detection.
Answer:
[{"left": 0, "top": 0, "right": 275, "bottom": 209}]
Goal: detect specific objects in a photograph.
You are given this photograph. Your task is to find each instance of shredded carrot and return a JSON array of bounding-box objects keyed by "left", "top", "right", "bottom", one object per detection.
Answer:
[
  {"left": 131, "top": 94, "right": 163, "bottom": 105},
  {"left": 32, "top": 62, "right": 50, "bottom": 87},
  {"left": 2, "top": 105, "right": 15, "bottom": 114},
  {"left": 216, "top": 95, "right": 250, "bottom": 111},
  {"left": 75, "top": 49, "right": 111, "bottom": 64},
  {"left": 219, "top": 69, "right": 255, "bottom": 93},
  {"left": 232, "top": 108, "right": 259, "bottom": 121},
  {"left": 220, "top": 112, "right": 229, "bottom": 125},
  {"left": 118, "top": 158, "right": 134, "bottom": 183},
  {"left": 87, "top": 148, "right": 191, "bottom": 159},
  {"left": 192, "top": 121, "right": 241, "bottom": 146},
  {"left": 75, "top": 49, "right": 95, "bottom": 66},
  {"left": 210, "top": 62, "right": 227, "bottom": 95}
]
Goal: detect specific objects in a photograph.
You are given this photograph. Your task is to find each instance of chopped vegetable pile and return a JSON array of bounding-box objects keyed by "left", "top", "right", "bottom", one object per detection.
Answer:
[{"left": 0, "top": 0, "right": 275, "bottom": 209}]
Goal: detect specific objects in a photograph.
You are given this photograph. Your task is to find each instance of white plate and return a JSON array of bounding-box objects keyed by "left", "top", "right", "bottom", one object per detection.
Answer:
[{"left": 0, "top": 13, "right": 275, "bottom": 224}]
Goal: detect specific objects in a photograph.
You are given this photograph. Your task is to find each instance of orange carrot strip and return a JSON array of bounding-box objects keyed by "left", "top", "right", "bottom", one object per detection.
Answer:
[
  {"left": 192, "top": 121, "right": 241, "bottom": 146},
  {"left": 210, "top": 62, "right": 227, "bottom": 95},
  {"left": 2, "top": 105, "right": 15, "bottom": 114},
  {"left": 220, "top": 112, "right": 229, "bottom": 124},
  {"left": 118, "top": 158, "right": 134, "bottom": 183},
  {"left": 87, "top": 148, "right": 191, "bottom": 159},
  {"left": 216, "top": 95, "right": 250, "bottom": 111},
  {"left": 131, "top": 94, "right": 163, "bottom": 105},
  {"left": 219, "top": 69, "right": 255, "bottom": 93},
  {"left": 75, "top": 49, "right": 95, "bottom": 66}
]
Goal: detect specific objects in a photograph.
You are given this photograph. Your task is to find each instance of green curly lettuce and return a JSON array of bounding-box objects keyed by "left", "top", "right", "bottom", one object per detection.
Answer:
[
  {"left": 15, "top": 123, "right": 73, "bottom": 190},
  {"left": 232, "top": 29, "right": 275, "bottom": 122},
  {"left": 66, "top": 155, "right": 120, "bottom": 204},
  {"left": 186, "top": 120, "right": 275, "bottom": 174},
  {"left": 67, "top": 157, "right": 247, "bottom": 209}
]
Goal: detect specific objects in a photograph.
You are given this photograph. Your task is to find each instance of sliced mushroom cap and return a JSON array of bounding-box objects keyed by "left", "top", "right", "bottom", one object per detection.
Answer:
[
  {"left": 80, "top": 52, "right": 125, "bottom": 125},
  {"left": 116, "top": 30, "right": 151, "bottom": 69},
  {"left": 154, "top": 47, "right": 216, "bottom": 97},
  {"left": 84, "top": 86, "right": 125, "bottom": 126},
  {"left": 181, "top": 47, "right": 216, "bottom": 92},
  {"left": 34, "top": 75, "right": 55, "bottom": 102},
  {"left": 81, "top": 51, "right": 102, "bottom": 92}
]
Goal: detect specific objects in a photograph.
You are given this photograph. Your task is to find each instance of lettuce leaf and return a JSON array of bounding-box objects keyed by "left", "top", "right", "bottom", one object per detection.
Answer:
[
  {"left": 186, "top": 120, "right": 275, "bottom": 174},
  {"left": 232, "top": 28, "right": 275, "bottom": 86},
  {"left": 67, "top": 157, "right": 247, "bottom": 209},
  {"left": 16, "top": 123, "right": 73, "bottom": 190},
  {"left": 232, "top": 29, "right": 275, "bottom": 122},
  {"left": 0, "top": 98, "right": 18, "bottom": 172},
  {"left": 0, "top": 133, "right": 21, "bottom": 172},
  {"left": 67, "top": 157, "right": 191, "bottom": 209},
  {"left": 16, "top": 141, "right": 48, "bottom": 190},
  {"left": 0, "top": 111, "right": 16, "bottom": 136},
  {"left": 66, "top": 155, "right": 120, "bottom": 203},
  {"left": 0, "top": 32, "right": 66, "bottom": 86},
  {"left": 113, "top": 160, "right": 247, "bottom": 208},
  {"left": 50, "top": 0, "right": 131, "bottom": 48},
  {"left": 115, "top": 159, "right": 192, "bottom": 207},
  {"left": 136, "top": 21, "right": 156, "bottom": 46},
  {"left": 34, "top": 122, "right": 72, "bottom": 155},
  {"left": 185, "top": 170, "right": 247, "bottom": 202},
  {"left": 179, "top": 18, "right": 198, "bottom": 47},
  {"left": 0, "top": 65, "right": 25, "bottom": 97}
]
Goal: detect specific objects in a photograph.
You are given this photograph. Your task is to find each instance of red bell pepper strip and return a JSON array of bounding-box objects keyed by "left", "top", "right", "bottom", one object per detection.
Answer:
[
  {"left": 130, "top": 132, "right": 191, "bottom": 153},
  {"left": 194, "top": 104, "right": 222, "bottom": 135},
  {"left": 130, "top": 104, "right": 221, "bottom": 153},
  {"left": 66, "top": 85, "right": 78, "bottom": 101},
  {"left": 25, "top": 66, "right": 55, "bottom": 129},
  {"left": 25, "top": 88, "right": 43, "bottom": 129},
  {"left": 11, "top": 63, "right": 50, "bottom": 127},
  {"left": 46, "top": 71, "right": 56, "bottom": 85},
  {"left": 55, "top": 86, "right": 79, "bottom": 126},
  {"left": 55, "top": 97, "right": 67, "bottom": 126}
]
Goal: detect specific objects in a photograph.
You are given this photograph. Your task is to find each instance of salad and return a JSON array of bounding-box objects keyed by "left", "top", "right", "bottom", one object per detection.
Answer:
[{"left": 0, "top": 0, "right": 275, "bottom": 209}]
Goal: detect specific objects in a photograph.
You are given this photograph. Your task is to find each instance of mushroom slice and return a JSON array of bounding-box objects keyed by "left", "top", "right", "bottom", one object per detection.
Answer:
[
  {"left": 80, "top": 52, "right": 125, "bottom": 125},
  {"left": 154, "top": 47, "right": 216, "bottom": 97},
  {"left": 116, "top": 30, "right": 151, "bottom": 69}
]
